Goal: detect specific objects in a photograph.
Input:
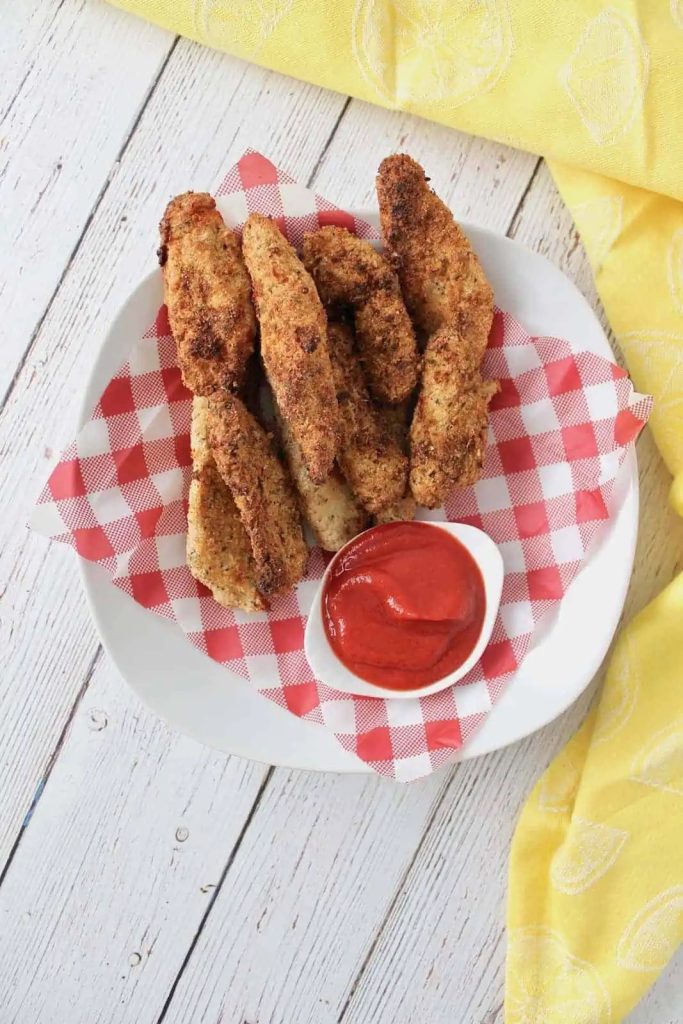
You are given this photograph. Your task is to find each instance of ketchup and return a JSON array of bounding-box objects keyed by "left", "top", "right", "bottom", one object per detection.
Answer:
[{"left": 322, "top": 522, "right": 486, "bottom": 692}]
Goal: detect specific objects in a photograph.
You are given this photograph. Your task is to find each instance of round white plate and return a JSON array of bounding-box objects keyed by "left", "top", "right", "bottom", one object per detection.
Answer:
[{"left": 81, "top": 212, "right": 637, "bottom": 773}]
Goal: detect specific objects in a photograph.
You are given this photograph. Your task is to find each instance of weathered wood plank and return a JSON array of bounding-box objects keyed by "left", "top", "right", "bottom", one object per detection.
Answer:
[
  {"left": 0, "top": 0, "right": 174, "bottom": 395},
  {"left": 313, "top": 98, "right": 538, "bottom": 230},
  {"left": 0, "top": 657, "right": 269, "bottom": 1023}
]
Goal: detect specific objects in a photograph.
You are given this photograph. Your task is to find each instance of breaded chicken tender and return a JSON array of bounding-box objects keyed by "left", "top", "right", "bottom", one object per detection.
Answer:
[
  {"left": 242, "top": 214, "right": 339, "bottom": 484},
  {"left": 276, "top": 410, "right": 367, "bottom": 552},
  {"left": 159, "top": 192, "right": 256, "bottom": 395},
  {"left": 187, "top": 397, "right": 265, "bottom": 612},
  {"left": 373, "top": 492, "right": 417, "bottom": 524},
  {"left": 410, "top": 325, "right": 499, "bottom": 508},
  {"left": 373, "top": 401, "right": 417, "bottom": 523},
  {"left": 376, "top": 400, "right": 413, "bottom": 454},
  {"left": 327, "top": 322, "right": 408, "bottom": 515},
  {"left": 376, "top": 155, "right": 493, "bottom": 353},
  {"left": 208, "top": 393, "right": 308, "bottom": 595},
  {"left": 303, "top": 227, "right": 418, "bottom": 404}
]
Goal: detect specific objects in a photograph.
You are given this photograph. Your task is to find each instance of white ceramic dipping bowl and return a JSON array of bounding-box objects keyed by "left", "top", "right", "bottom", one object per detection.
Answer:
[{"left": 304, "top": 522, "right": 504, "bottom": 700}]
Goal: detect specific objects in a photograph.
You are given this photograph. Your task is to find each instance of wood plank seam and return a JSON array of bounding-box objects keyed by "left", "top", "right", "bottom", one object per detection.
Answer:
[
  {"left": 335, "top": 777, "right": 457, "bottom": 1022},
  {"left": 0, "top": 644, "right": 103, "bottom": 890},
  {"left": 505, "top": 156, "right": 543, "bottom": 238},
  {"left": 306, "top": 96, "right": 353, "bottom": 187},
  {"left": 0, "top": 0, "right": 68, "bottom": 123},
  {"left": 0, "top": 31, "right": 181, "bottom": 412},
  {"left": 154, "top": 767, "right": 276, "bottom": 1024}
]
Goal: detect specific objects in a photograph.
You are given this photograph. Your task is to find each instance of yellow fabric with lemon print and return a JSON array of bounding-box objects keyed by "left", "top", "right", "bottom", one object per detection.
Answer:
[{"left": 108, "top": 0, "right": 683, "bottom": 1018}]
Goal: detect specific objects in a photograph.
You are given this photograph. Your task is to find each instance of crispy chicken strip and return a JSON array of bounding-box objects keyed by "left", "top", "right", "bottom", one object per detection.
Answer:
[
  {"left": 303, "top": 227, "right": 419, "bottom": 404},
  {"left": 327, "top": 321, "right": 408, "bottom": 516},
  {"left": 208, "top": 393, "right": 308, "bottom": 595},
  {"left": 376, "top": 400, "right": 412, "bottom": 455},
  {"left": 373, "top": 402, "right": 416, "bottom": 523},
  {"left": 187, "top": 397, "right": 265, "bottom": 612},
  {"left": 410, "top": 325, "right": 499, "bottom": 508},
  {"left": 242, "top": 214, "right": 339, "bottom": 484},
  {"left": 159, "top": 192, "right": 256, "bottom": 395},
  {"left": 376, "top": 155, "right": 493, "bottom": 354},
  {"left": 373, "top": 492, "right": 417, "bottom": 525},
  {"left": 276, "top": 409, "right": 367, "bottom": 552}
]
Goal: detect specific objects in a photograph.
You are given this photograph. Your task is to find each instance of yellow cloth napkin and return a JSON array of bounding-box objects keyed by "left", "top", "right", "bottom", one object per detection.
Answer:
[{"left": 109, "top": 2, "right": 683, "bottom": 1018}]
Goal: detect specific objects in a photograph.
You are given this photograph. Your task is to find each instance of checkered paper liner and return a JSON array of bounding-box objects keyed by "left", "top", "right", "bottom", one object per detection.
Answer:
[{"left": 31, "top": 152, "right": 651, "bottom": 782}]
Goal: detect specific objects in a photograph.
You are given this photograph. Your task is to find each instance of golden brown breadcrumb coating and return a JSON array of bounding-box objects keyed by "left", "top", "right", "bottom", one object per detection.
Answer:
[
  {"left": 327, "top": 321, "right": 408, "bottom": 515},
  {"left": 159, "top": 192, "right": 256, "bottom": 395},
  {"left": 302, "top": 227, "right": 418, "bottom": 404},
  {"left": 242, "top": 214, "right": 339, "bottom": 484},
  {"left": 372, "top": 401, "right": 416, "bottom": 523},
  {"left": 373, "top": 492, "right": 417, "bottom": 525},
  {"left": 410, "top": 324, "right": 499, "bottom": 508},
  {"left": 376, "top": 400, "right": 413, "bottom": 454},
  {"left": 187, "top": 397, "right": 265, "bottom": 612},
  {"left": 276, "top": 409, "right": 368, "bottom": 552},
  {"left": 376, "top": 155, "right": 493, "bottom": 354},
  {"left": 207, "top": 393, "right": 308, "bottom": 595}
]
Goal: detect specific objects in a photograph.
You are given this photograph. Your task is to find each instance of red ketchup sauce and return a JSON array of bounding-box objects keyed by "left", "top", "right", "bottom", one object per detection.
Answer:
[{"left": 322, "top": 522, "right": 486, "bottom": 692}]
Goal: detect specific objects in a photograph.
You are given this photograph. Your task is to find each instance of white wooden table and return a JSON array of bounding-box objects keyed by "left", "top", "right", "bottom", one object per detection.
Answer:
[{"left": 2, "top": 4, "right": 682, "bottom": 1021}]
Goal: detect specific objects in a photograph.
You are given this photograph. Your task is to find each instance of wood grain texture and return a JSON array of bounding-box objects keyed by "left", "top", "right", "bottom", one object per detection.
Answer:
[
  {"left": 159, "top": 769, "right": 449, "bottom": 1024},
  {"left": 0, "top": 20, "right": 679, "bottom": 1024},
  {"left": 0, "top": 0, "right": 174, "bottom": 396},
  {"left": 313, "top": 99, "right": 538, "bottom": 231},
  {"left": 0, "top": 657, "right": 269, "bottom": 1023}
]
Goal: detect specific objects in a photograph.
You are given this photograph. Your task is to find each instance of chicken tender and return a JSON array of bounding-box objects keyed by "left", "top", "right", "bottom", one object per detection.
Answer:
[
  {"left": 242, "top": 214, "right": 339, "bottom": 484},
  {"left": 410, "top": 324, "right": 499, "bottom": 508},
  {"left": 376, "top": 400, "right": 413, "bottom": 454},
  {"left": 187, "top": 397, "right": 265, "bottom": 612},
  {"left": 376, "top": 155, "right": 493, "bottom": 354},
  {"left": 303, "top": 227, "right": 419, "bottom": 404},
  {"left": 208, "top": 393, "right": 308, "bottom": 595},
  {"left": 327, "top": 321, "right": 408, "bottom": 516},
  {"left": 159, "top": 192, "right": 256, "bottom": 395},
  {"left": 276, "top": 410, "right": 367, "bottom": 552},
  {"left": 372, "top": 402, "right": 416, "bottom": 523},
  {"left": 373, "top": 492, "right": 417, "bottom": 525}
]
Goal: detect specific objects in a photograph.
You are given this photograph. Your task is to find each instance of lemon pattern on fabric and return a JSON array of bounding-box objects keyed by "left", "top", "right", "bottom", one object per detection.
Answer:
[
  {"left": 559, "top": 10, "right": 648, "bottom": 146},
  {"left": 538, "top": 747, "right": 581, "bottom": 814},
  {"left": 667, "top": 227, "right": 683, "bottom": 314},
  {"left": 592, "top": 634, "right": 638, "bottom": 746},
  {"left": 550, "top": 817, "right": 628, "bottom": 895},
  {"left": 617, "top": 886, "right": 683, "bottom": 972},
  {"left": 630, "top": 719, "right": 683, "bottom": 796},
  {"left": 198, "top": 0, "right": 293, "bottom": 51},
  {"left": 352, "top": 0, "right": 512, "bottom": 105},
  {"left": 507, "top": 927, "right": 611, "bottom": 1024},
  {"left": 572, "top": 195, "right": 623, "bottom": 272},
  {"left": 619, "top": 331, "right": 683, "bottom": 455}
]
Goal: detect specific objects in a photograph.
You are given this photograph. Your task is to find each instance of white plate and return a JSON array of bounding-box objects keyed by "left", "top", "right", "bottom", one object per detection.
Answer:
[{"left": 80, "top": 212, "right": 638, "bottom": 773}]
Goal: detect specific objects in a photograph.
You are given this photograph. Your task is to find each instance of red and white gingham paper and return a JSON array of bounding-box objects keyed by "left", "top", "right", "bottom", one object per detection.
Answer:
[{"left": 31, "top": 151, "right": 652, "bottom": 782}]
